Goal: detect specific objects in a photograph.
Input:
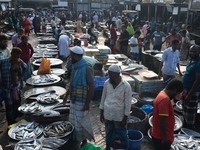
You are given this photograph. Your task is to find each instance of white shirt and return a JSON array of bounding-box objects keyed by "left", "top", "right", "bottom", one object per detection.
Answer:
[
  {"left": 161, "top": 47, "right": 180, "bottom": 76},
  {"left": 116, "top": 19, "right": 122, "bottom": 29},
  {"left": 51, "top": 19, "right": 56, "bottom": 27},
  {"left": 58, "top": 35, "right": 70, "bottom": 57},
  {"left": 112, "top": 17, "right": 116, "bottom": 22},
  {"left": 99, "top": 79, "right": 132, "bottom": 122},
  {"left": 129, "top": 36, "right": 139, "bottom": 53}
]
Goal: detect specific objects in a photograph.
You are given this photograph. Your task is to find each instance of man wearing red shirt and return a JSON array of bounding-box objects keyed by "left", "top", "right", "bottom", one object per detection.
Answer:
[
  {"left": 17, "top": 35, "right": 34, "bottom": 81},
  {"left": 152, "top": 79, "right": 183, "bottom": 150}
]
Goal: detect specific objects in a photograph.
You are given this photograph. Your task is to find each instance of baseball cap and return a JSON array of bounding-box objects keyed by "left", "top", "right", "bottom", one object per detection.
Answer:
[
  {"left": 70, "top": 46, "right": 83, "bottom": 54},
  {"left": 108, "top": 64, "right": 121, "bottom": 73}
]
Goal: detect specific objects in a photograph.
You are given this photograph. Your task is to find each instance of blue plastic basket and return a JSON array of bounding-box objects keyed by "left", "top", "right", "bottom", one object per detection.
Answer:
[{"left": 94, "top": 76, "right": 109, "bottom": 91}]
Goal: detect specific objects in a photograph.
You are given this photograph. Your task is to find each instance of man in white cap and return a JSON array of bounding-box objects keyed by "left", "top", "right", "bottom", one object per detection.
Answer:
[
  {"left": 63, "top": 46, "right": 94, "bottom": 149},
  {"left": 99, "top": 64, "right": 132, "bottom": 150}
]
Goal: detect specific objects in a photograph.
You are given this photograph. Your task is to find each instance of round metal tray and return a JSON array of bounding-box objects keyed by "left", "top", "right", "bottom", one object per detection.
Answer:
[
  {"left": 36, "top": 92, "right": 60, "bottom": 104},
  {"left": 26, "top": 74, "right": 61, "bottom": 86},
  {"left": 43, "top": 121, "right": 74, "bottom": 138},
  {"left": 8, "top": 122, "right": 43, "bottom": 140},
  {"left": 14, "top": 138, "right": 42, "bottom": 150}
]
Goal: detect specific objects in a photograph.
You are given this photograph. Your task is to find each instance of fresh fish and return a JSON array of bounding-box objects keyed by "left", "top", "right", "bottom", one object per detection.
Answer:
[
  {"left": 9, "top": 122, "right": 43, "bottom": 140},
  {"left": 19, "top": 102, "right": 41, "bottom": 114},
  {"left": 15, "top": 138, "right": 42, "bottom": 150},
  {"left": 172, "top": 135, "right": 199, "bottom": 150},
  {"left": 42, "top": 138, "right": 65, "bottom": 149},
  {"left": 44, "top": 121, "right": 73, "bottom": 137}
]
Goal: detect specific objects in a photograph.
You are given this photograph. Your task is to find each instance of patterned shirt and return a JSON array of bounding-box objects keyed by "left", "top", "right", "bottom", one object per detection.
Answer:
[
  {"left": 99, "top": 79, "right": 132, "bottom": 121},
  {"left": 0, "top": 58, "right": 26, "bottom": 89}
]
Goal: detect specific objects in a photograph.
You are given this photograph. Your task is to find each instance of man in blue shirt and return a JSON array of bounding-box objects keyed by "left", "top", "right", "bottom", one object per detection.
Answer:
[
  {"left": 182, "top": 45, "right": 200, "bottom": 129},
  {"left": 151, "top": 26, "right": 166, "bottom": 51},
  {"left": 149, "top": 18, "right": 157, "bottom": 34}
]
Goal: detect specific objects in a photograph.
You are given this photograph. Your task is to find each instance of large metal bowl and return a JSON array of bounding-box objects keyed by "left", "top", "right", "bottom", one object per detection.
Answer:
[
  {"left": 176, "top": 100, "right": 200, "bottom": 114},
  {"left": 149, "top": 114, "right": 183, "bottom": 131}
]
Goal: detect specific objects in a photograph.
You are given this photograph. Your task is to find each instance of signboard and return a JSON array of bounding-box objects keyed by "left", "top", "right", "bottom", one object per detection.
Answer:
[
  {"left": 135, "top": 4, "right": 141, "bottom": 11},
  {"left": 58, "top": 2, "right": 68, "bottom": 7},
  {"left": 172, "top": 6, "right": 178, "bottom": 15},
  {"left": 180, "top": 7, "right": 188, "bottom": 12},
  {"left": 1, "top": 4, "right": 6, "bottom": 11},
  {"left": 91, "top": 3, "right": 101, "bottom": 8}
]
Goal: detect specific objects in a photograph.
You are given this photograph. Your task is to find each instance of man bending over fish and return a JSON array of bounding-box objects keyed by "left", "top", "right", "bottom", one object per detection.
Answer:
[{"left": 63, "top": 46, "right": 94, "bottom": 149}]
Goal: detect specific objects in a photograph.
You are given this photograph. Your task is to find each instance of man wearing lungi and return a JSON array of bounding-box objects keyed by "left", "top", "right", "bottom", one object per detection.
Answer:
[
  {"left": 99, "top": 64, "right": 132, "bottom": 150},
  {"left": 0, "top": 47, "right": 26, "bottom": 125},
  {"left": 158, "top": 39, "right": 182, "bottom": 86},
  {"left": 63, "top": 46, "right": 94, "bottom": 149},
  {"left": 182, "top": 45, "right": 200, "bottom": 129}
]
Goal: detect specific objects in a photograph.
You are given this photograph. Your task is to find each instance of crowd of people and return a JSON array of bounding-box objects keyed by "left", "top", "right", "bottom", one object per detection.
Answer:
[{"left": 0, "top": 8, "right": 200, "bottom": 150}]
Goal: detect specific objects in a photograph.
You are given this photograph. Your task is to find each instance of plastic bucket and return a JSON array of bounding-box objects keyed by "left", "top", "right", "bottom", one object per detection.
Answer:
[
  {"left": 141, "top": 104, "right": 153, "bottom": 114},
  {"left": 128, "top": 130, "right": 144, "bottom": 150}
]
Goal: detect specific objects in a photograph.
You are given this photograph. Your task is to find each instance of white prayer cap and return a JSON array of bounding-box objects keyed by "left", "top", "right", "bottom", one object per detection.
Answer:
[
  {"left": 108, "top": 64, "right": 121, "bottom": 73},
  {"left": 70, "top": 46, "right": 83, "bottom": 54}
]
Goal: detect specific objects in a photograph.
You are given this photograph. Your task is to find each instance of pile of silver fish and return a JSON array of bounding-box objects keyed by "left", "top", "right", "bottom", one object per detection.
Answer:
[
  {"left": 33, "top": 75, "right": 57, "bottom": 84},
  {"left": 36, "top": 93, "right": 59, "bottom": 104},
  {"left": 43, "top": 121, "right": 73, "bottom": 138},
  {"left": 42, "top": 138, "right": 65, "bottom": 149},
  {"left": 172, "top": 134, "right": 200, "bottom": 150},
  {"left": 18, "top": 102, "right": 41, "bottom": 114},
  {"left": 14, "top": 138, "right": 42, "bottom": 150},
  {"left": 9, "top": 122, "right": 43, "bottom": 140}
]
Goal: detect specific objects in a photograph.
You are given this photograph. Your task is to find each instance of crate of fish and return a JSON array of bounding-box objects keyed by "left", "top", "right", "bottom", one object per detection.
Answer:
[{"left": 94, "top": 76, "right": 109, "bottom": 91}]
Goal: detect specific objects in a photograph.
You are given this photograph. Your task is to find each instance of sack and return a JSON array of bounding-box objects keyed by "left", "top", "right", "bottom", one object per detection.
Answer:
[
  {"left": 81, "top": 111, "right": 94, "bottom": 141},
  {"left": 37, "top": 58, "right": 50, "bottom": 75},
  {"left": 80, "top": 143, "right": 103, "bottom": 150}
]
